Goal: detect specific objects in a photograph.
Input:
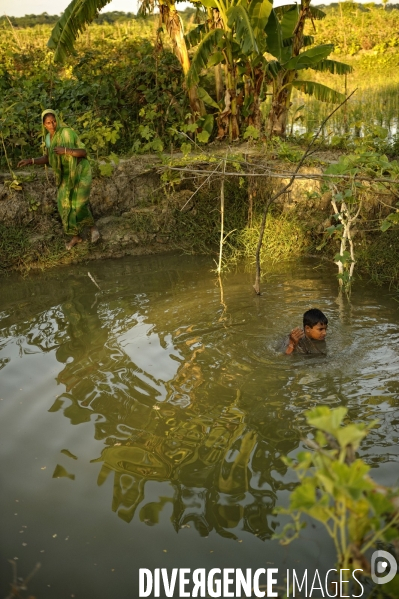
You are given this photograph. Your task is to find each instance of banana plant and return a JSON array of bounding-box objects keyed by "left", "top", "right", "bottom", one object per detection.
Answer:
[
  {"left": 265, "top": 1, "right": 353, "bottom": 137},
  {"left": 47, "top": 0, "right": 205, "bottom": 117},
  {"left": 186, "top": 0, "right": 273, "bottom": 141}
]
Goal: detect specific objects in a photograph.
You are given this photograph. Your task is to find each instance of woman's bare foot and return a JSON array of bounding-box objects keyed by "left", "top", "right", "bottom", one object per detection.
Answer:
[
  {"left": 65, "top": 236, "right": 82, "bottom": 250},
  {"left": 90, "top": 226, "right": 100, "bottom": 244}
]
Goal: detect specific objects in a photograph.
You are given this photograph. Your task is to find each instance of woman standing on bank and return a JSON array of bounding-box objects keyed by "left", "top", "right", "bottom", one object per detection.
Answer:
[{"left": 17, "top": 109, "right": 99, "bottom": 250}]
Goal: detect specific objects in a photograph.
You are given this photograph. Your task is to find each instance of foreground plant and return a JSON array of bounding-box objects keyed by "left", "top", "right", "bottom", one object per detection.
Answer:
[{"left": 274, "top": 406, "right": 399, "bottom": 597}]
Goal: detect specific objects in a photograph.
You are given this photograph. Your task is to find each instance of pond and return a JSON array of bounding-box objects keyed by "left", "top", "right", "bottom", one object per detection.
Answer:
[{"left": 0, "top": 254, "right": 398, "bottom": 599}]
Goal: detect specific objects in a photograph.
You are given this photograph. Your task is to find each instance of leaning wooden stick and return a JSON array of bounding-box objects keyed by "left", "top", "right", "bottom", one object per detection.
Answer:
[
  {"left": 88, "top": 271, "right": 101, "bottom": 291},
  {"left": 252, "top": 89, "right": 357, "bottom": 295},
  {"left": 217, "top": 159, "right": 226, "bottom": 275}
]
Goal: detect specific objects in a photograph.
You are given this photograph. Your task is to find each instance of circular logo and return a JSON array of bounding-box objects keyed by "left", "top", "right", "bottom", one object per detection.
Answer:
[{"left": 371, "top": 550, "right": 398, "bottom": 585}]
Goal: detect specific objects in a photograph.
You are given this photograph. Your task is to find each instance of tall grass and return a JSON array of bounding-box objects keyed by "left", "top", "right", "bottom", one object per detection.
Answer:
[{"left": 233, "top": 212, "right": 313, "bottom": 266}]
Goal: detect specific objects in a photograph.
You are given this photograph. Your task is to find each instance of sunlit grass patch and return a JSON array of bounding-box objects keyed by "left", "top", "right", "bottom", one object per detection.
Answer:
[
  {"left": 234, "top": 212, "right": 313, "bottom": 265},
  {"left": 356, "top": 230, "right": 399, "bottom": 287}
]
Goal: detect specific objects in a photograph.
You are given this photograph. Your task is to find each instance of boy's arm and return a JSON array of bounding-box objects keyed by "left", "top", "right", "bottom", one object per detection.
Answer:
[{"left": 285, "top": 327, "right": 304, "bottom": 354}]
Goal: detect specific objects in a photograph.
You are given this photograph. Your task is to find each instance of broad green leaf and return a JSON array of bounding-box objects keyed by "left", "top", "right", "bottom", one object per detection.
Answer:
[
  {"left": 109, "top": 151, "right": 119, "bottom": 165},
  {"left": 330, "top": 461, "right": 372, "bottom": 498},
  {"left": 243, "top": 125, "right": 260, "bottom": 140},
  {"left": 181, "top": 142, "right": 192, "bottom": 156},
  {"left": 317, "top": 472, "right": 335, "bottom": 496},
  {"left": 381, "top": 219, "right": 393, "bottom": 232},
  {"left": 265, "top": 60, "right": 282, "bottom": 78},
  {"left": 281, "top": 5, "right": 299, "bottom": 40},
  {"left": 197, "top": 130, "right": 210, "bottom": 143},
  {"left": 306, "top": 406, "right": 347, "bottom": 435},
  {"left": 326, "top": 225, "right": 338, "bottom": 236},
  {"left": 201, "top": 0, "right": 219, "bottom": 7},
  {"left": 290, "top": 479, "right": 316, "bottom": 510},
  {"left": 309, "top": 6, "right": 326, "bottom": 20},
  {"left": 197, "top": 87, "right": 220, "bottom": 110},
  {"left": 368, "top": 491, "right": 396, "bottom": 517},
  {"left": 248, "top": 0, "right": 273, "bottom": 44},
  {"left": 187, "top": 29, "right": 224, "bottom": 88},
  {"left": 99, "top": 163, "right": 114, "bottom": 177},
  {"left": 335, "top": 424, "right": 368, "bottom": 450},
  {"left": 151, "top": 137, "right": 164, "bottom": 152},
  {"left": 227, "top": 5, "right": 258, "bottom": 55},
  {"left": 334, "top": 251, "right": 352, "bottom": 264},
  {"left": 296, "top": 451, "right": 312, "bottom": 463},
  {"left": 274, "top": 4, "right": 297, "bottom": 17},
  {"left": 315, "top": 430, "right": 327, "bottom": 447},
  {"left": 265, "top": 9, "right": 282, "bottom": 60},
  {"left": 324, "top": 158, "right": 355, "bottom": 175},
  {"left": 348, "top": 514, "right": 372, "bottom": 544},
  {"left": 372, "top": 125, "right": 388, "bottom": 139},
  {"left": 185, "top": 23, "right": 207, "bottom": 49},
  {"left": 201, "top": 114, "right": 214, "bottom": 135},
  {"left": 381, "top": 212, "right": 399, "bottom": 231},
  {"left": 285, "top": 44, "right": 334, "bottom": 70},
  {"left": 48, "top": 0, "right": 112, "bottom": 63},
  {"left": 306, "top": 504, "right": 332, "bottom": 524},
  {"left": 207, "top": 51, "right": 224, "bottom": 67},
  {"left": 292, "top": 80, "right": 346, "bottom": 104},
  {"left": 283, "top": 35, "right": 314, "bottom": 48},
  {"left": 310, "top": 59, "right": 353, "bottom": 75}
]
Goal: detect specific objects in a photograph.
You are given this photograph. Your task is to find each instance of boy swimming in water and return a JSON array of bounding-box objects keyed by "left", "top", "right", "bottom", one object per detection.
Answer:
[{"left": 285, "top": 308, "right": 328, "bottom": 355}]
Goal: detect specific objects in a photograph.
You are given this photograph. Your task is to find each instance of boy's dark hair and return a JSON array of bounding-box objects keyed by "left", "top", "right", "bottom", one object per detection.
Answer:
[{"left": 303, "top": 308, "right": 328, "bottom": 329}]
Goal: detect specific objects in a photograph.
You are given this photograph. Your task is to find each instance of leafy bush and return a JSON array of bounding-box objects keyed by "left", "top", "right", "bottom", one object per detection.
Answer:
[
  {"left": 275, "top": 406, "right": 399, "bottom": 598},
  {"left": 0, "top": 24, "right": 187, "bottom": 170}
]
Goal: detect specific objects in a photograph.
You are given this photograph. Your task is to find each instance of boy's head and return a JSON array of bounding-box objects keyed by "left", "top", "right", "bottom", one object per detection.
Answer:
[{"left": 303, "top": 308, "right": 328, "bottom": 341}]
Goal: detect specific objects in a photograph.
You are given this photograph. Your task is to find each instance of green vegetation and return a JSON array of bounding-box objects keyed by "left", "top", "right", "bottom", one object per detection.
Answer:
[
  {"left": 1, "top": 3, "right": 399, "bottom": 166},
  {"left": 234, "top": 211, "right": 312, "bottom": 264},
  {"left": 0, "top": 10, "right": 137, "bottom": 28},
  {"left": 1, "top": 3, "right": 399, "bottom": 285},
  {"left": 357, "top": 229, "right": 399, "bottom": 287},
  {"left": 276, "top": 405, "right": 399, "bottom": 598},
  {"left": 0, "top": 22, "right": 186, "bottom": 171}
]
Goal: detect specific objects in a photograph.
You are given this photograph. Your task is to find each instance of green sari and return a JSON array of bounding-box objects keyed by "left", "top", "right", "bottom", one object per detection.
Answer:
[{"left": 43, "top": 110, "right": 94, "bottom": 236}]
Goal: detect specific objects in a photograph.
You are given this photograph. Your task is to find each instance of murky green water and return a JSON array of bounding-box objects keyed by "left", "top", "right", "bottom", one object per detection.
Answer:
[{"left": 1, "top": 254, "right": 398, "bottom": 598}]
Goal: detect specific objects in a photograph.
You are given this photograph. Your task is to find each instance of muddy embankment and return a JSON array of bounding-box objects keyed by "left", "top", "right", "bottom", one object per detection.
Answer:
[{"left": 0, "top": 153, "right": 393, "bottom": 274}]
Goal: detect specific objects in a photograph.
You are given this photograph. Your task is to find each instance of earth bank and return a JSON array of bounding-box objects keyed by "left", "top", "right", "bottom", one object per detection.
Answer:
[{"left": 1, "top": 151, "right": 398, "bottom": 286}]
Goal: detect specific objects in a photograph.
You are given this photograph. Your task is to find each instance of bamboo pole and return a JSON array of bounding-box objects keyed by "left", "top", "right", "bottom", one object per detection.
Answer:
[{"left": 217, "top": 159, "right": 226, "bottom": 275}]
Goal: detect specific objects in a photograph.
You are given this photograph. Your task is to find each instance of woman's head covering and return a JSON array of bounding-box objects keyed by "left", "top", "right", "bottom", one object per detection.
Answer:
[
  {"left": 41, "top": 108, "right": 57, "bottom": 122},
  {"left": 41, "top": 109, "right": 63, "bottom": 148},
  {"left": 41, "top": 109, "right": 67, "bottom": 128}
]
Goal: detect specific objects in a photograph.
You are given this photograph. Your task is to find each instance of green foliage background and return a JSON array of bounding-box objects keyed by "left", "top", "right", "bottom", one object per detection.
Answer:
[
  {"left": 2, "top": 4, "right": 399, "bottom": 168},
  {"left": 1, "top": 4, "right": 399, "bottom": 285},
  {"left": 0, "top": 16, "right": 190, "bottom": 168}
]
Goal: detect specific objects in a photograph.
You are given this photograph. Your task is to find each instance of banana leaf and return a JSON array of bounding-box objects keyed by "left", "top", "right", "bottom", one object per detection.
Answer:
[
  {"left": 48, "top": 0, "right": 111, "bottom": 63},
  {"left": 293, "top": 80, "right": 346, "bottom": 103}
]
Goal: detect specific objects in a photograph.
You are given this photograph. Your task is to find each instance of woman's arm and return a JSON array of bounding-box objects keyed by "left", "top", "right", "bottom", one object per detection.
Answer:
[
  {"left": 53, "top": 147, "right": 87, "bottom": 158},
  {"left": 17, "top": 155, "right": 49, "bottom": 168}
]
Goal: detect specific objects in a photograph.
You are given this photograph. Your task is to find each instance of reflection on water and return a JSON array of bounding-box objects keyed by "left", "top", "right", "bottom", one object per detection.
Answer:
[{"left": 0, "top": 255, "right": 399, "bottom": 598}]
